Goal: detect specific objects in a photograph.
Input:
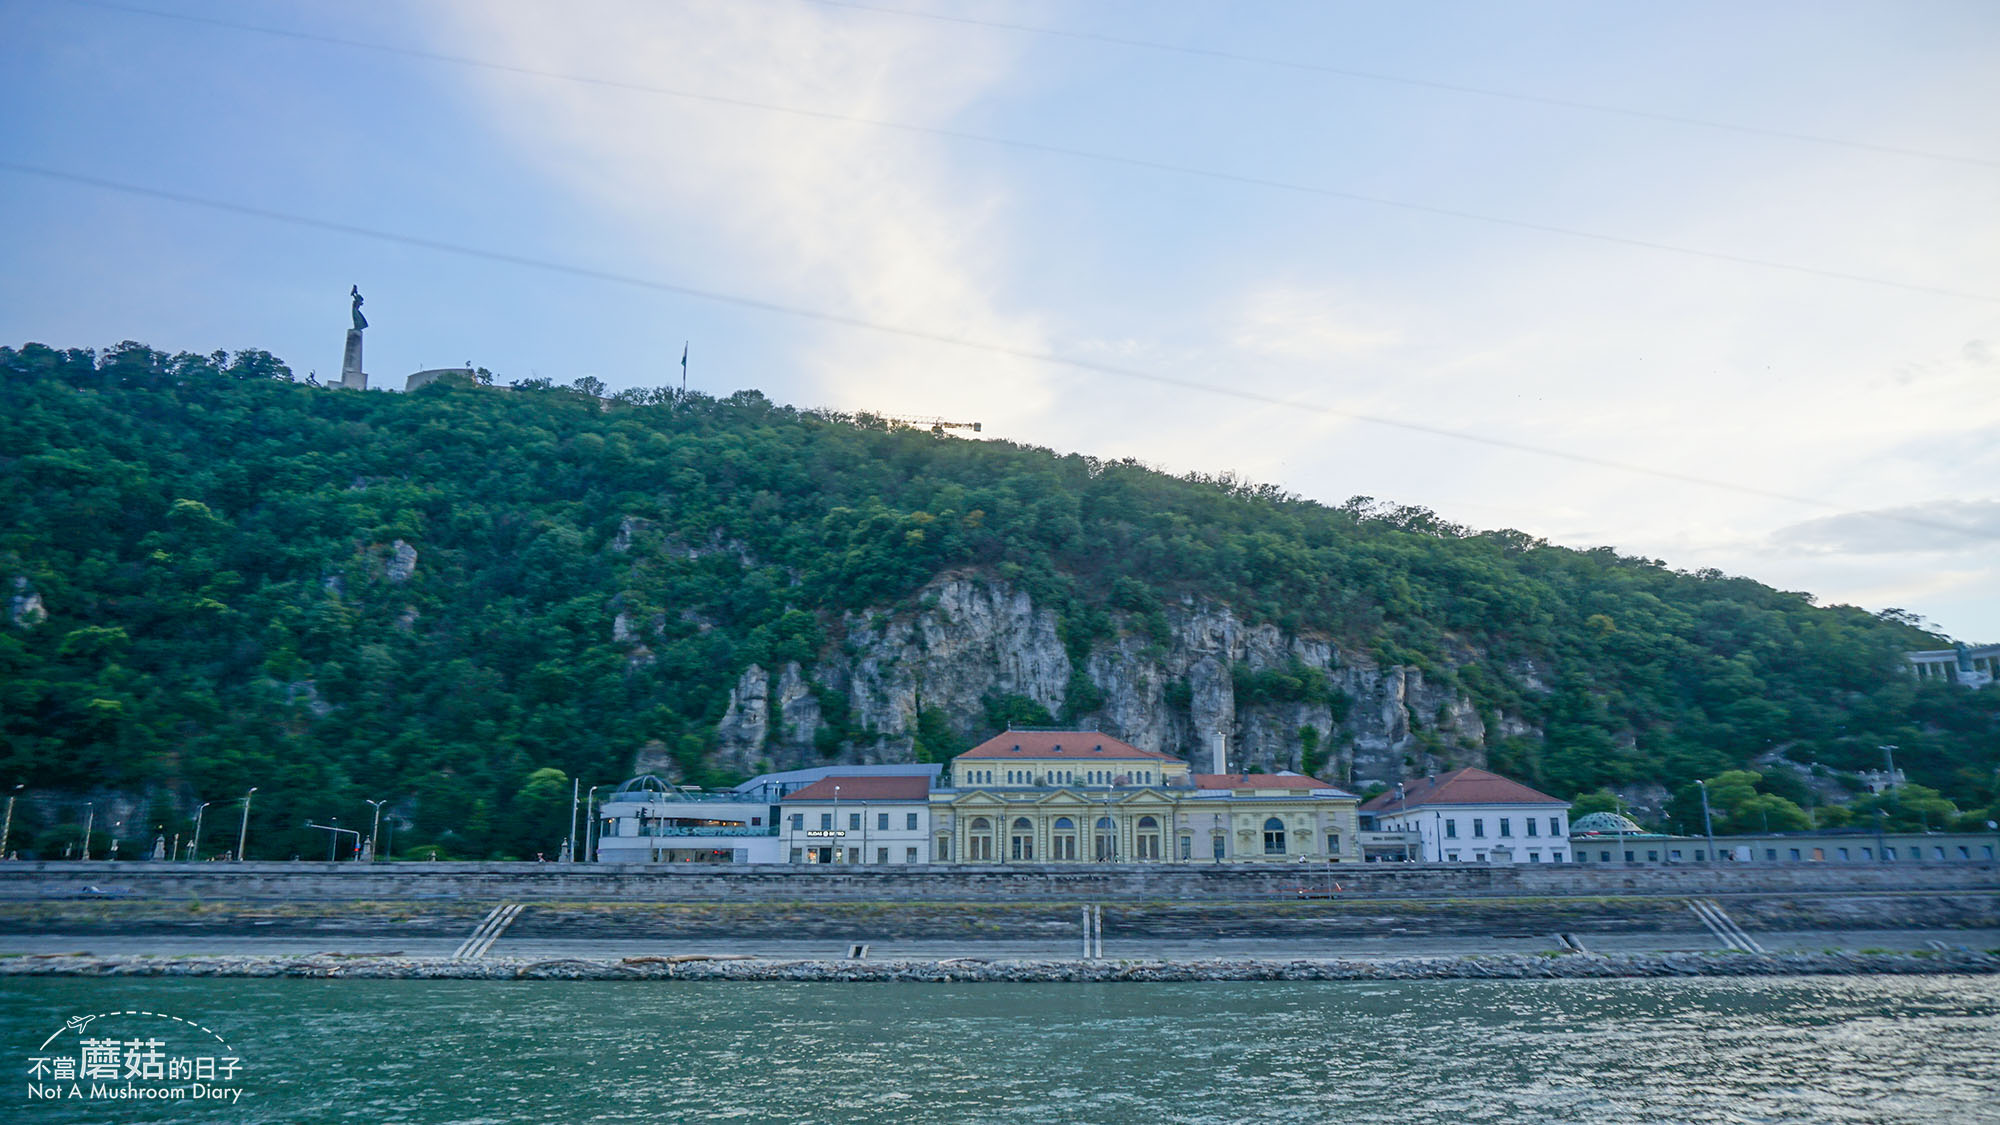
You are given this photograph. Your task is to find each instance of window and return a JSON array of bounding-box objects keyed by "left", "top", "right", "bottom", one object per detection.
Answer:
[
  {"left": 1861, "top": 848, "right": 1873, "bottom": 860},
  {"left": 1599, "top": 851, "right": 1611, "bottom": 862},
  {"left": 1136, "top": 816, "right": 1161, "bottom": 860},
  {"left": 1472, "top": 819, "right": 1485, "bottom": 839},
  {"left": 937, "top": 836, "right": 951, "bottom": 861},
  {"left": 1958, "top": 846, "right": 1971, "bottom": 860},
  {"left": 1499, "top": 818, "right": 1512, "bottom": 838},
  {"left": 789, "top": 814, "right": 803, "bottom": 830},
  {"left": 789, "top": 848, "right": 802, "bottom": 863},
  {"left": 1095, "top": 817, "right": 1117, "bottom": 862},
  {"left": 1625, "top": 850, "right": 1636, "bottom": 862},
  {"left": 1837, "top": 848, "right": 1850, "bottom": 862},
  {"left": 1882, "top": 847, "right": 1895, "bottom": 862},
  {"left": 1789, "top": 848, "right": 1802, "bottom": 861},
  {"left": 1180, "top": 835, "right": 1192, "bottom": 860},
  {"left": 906, "top": 813, "right": 919, "bottom": 831},
  {"left": 906, "top": 847, "right": 918, "bottom": 863},
  {"left": 877, "top": 812, "right": 889, "bottom": 830},
  {"left": 1694, "top": 850, "right": 1705, "bottom": 861},
  {"left": 1263, "top": 817, "right": 1286, "bottom": 855},
  {"left": 1526, "top": 819, "right": 1538, "bottom": 837},
  {"left": 847, "top": 847, "right": 860, "bottom": 864},
  {"left": 846, "top": 812, "right": 859, "bottom": 831},
  {"left": 1051, "top": 817, "right": 1078, "bottom": 861},
  {"left": 1646, "top": 850, "right": 1658, "bottom": 862},
  {"left": 1985, "top": 846, "right": 1995, "bottom": 860},
  {"left": 1909, "top": 847, "right": 1921, "bottom": 859},
  {"left": 1010, "top": 817, "right": 1035, "bottom": 861},
  {"left": 1576, "top": 851, "right": 1588, "bottom": 862},
  {"left": 968, "top": 817, "right": 994, "bottom": 861},
  {"left": 1550, "top": 817, "right": 1562, "bottom": 836},
  {"left": 1932, "top": 847, "right": 1946, "bottom": 861},
  {"left": 751, "top": 816, "right": 761, "bottom": 826},
  {"left": 1669, "top": 850, "right": 1682, "bottom": 861},
  {"left": 1327, "top": 833, "right": 1340, "bottom": 856},
  {"left": 1445, "top": 820, "right": 1458, "bottom": 839},
  {"left": 819, "top": 813, "right": 832, "bottom": 830},
  {"left": 1527, "top": 851, "right": 1540, "bottom": 862},
  {"left": 876, "top": 847, "right": 888, "bottom": 864},
  {"left": 1213, "top": 834, "right": 1225, "bottom": 860}
]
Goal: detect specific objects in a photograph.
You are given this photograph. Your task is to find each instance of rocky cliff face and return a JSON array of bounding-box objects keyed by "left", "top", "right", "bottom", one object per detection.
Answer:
[{"left": 698, "top": 573, "right": 1527, "bottom": 787}]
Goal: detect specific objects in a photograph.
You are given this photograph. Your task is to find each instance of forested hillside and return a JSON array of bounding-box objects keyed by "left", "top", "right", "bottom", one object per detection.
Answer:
[{"left": 3, "top": 341, "right": 1995, "bottom": 858}]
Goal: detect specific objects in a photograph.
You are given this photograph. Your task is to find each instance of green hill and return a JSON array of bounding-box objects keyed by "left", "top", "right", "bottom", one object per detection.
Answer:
[{"left": 2, "top": 341, "right": 1994, "bottom": 858}]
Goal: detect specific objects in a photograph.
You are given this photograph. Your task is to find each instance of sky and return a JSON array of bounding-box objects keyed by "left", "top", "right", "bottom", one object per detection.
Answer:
[{"left": 3, "top": 0, "right": 1997, "bottom": 639}]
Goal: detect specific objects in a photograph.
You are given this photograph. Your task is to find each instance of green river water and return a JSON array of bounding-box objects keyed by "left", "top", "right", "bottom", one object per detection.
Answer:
[{"left": 3, "top": 976, "right": 1996, "bottom": 1123}]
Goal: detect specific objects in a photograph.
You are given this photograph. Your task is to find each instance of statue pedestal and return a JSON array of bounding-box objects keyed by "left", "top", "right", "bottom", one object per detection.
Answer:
[{"left": 340, "top": 329, "right": 367, "bottom": 390}]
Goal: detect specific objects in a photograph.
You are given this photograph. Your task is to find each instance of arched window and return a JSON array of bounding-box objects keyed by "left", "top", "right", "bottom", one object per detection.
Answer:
[
  {"left": 1263, "top": 817, "right": 1287, "bottom": 855},
  {"left": 1095, "top": 816, "right": 1116, "bottom": 862},
  {"left": 968, "top": 817, "right": 994, "bottom": 861},
  {"left": 1051, "top": 816, "right": 1078, "bottom": 861},
  {"left": 1135, "top": 815, "right": 1162, "bottom": 861},
  {"left": 1010, "top": 817, "right": 1035, "bottom": 861}
]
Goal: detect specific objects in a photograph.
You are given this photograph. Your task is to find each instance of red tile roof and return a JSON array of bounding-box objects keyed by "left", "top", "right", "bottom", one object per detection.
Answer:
[
  {"left": 956, "top": 730, "right": 1179, "bottom": 762},
  {"left": 784, "top": 776, "right": 932, "bottom": 802},
  {"left": 1193, "top": 773, "right": 1349, "bottom": 793},
  {"left": 1359, "top": 768, "right": 1565, "bottom": 812}
]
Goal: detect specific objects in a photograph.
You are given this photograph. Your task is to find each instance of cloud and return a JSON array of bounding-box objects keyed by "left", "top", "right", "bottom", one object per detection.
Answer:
[
  {"left": 425, "top": 0, "right": 1049, "bottom": 418},
  {"left": 1771, "top": 499, "right": 2000, "bottom": 556},
  {"left": 1230, "top": 286, "right": 1399, "bottom": 362}
]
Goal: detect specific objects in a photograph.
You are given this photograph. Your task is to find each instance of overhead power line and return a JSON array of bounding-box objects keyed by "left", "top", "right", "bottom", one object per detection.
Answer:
[
  {"left": 58, "top": 0, "right": 2000, "bottom": 306},
  {"left": 798, "top": 0, "right": 2000, "bottom": 171},
  {"left": 2, "top": 159, "right": 1993, "bottom": 545}
]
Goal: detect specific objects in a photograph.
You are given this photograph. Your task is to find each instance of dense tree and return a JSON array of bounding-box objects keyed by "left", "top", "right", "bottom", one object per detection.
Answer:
[{"left": 2, "top": 340, "right": 1995, "bottom": 856}]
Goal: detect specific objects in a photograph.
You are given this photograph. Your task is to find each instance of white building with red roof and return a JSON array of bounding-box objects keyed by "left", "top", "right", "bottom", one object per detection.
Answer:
[
  {"left": 779, "top": 775, "right": 935, "bottom": 865},
  {"left": 1359, "top": 768, "right": 1572, "bottom": 863}
]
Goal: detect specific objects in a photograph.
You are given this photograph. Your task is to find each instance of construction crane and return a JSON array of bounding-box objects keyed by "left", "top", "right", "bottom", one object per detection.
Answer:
[{"left": 877, "top": 415, "right": 982, "bottom": 436}]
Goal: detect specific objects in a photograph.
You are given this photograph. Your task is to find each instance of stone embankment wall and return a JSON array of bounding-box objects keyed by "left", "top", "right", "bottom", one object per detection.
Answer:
[
  {"left": 7, "top": 893, "right": 1991, "bottom": 940},
  {"left": 4, "top": 950, "right": 1995, "bottom": 983},
  {"left": 1, "top": 859, "right": 1992, "bottom": 903}
]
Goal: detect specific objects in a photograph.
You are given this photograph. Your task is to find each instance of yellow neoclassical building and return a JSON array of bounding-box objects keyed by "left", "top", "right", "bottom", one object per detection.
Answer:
[{"left": 931, "top": 730, "right": 1361, "bottom": 864}]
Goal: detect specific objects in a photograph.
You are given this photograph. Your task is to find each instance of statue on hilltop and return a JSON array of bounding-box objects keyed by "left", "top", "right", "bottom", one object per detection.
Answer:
[{"left": 351, "top": 285, "right": 368, "bottom": 331}]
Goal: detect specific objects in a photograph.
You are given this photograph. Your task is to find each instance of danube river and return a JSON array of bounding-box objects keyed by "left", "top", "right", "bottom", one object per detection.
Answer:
[{"left": 5, "top": 976, "right": 1997, "bottom": 1123}]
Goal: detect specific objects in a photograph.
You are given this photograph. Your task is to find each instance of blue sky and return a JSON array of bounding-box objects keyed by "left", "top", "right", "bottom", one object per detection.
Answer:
[{"left": 4, "top": 0, "right": 1997, "bottom": 639}]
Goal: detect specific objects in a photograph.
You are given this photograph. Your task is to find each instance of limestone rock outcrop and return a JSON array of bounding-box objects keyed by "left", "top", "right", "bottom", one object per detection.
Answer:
[{"left": 686, "top": 572, "right": 1529, "bottom": 788}]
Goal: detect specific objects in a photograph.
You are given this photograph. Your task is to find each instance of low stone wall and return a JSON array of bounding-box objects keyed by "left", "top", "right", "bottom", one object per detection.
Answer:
[
  {"left": 11, "top": 892, "right": 1989, "bottom": 940},
  {"left": 1, "top": 859, "right": 1992, "bottom": 903},
  {"left": 3, "top": 949, "right": 1994, "bottom": 982}
]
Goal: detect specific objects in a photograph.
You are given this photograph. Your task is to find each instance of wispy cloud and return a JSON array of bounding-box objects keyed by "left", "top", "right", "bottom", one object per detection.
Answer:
[
  {"left": 427, "top": 0, "right": 1049, "bottom": 419},
  {"left": 1772, "top": 499, "right": 2000, "bottom": 555}
]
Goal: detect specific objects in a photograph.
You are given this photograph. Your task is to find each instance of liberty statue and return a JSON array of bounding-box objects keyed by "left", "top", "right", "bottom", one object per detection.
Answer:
[{"left": 351, "top": 285, "right": 369, "bottom": 331}]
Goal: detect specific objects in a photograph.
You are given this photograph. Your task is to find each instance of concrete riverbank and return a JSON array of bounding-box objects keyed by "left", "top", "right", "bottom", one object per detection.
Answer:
[{"left": 4, "top": 949, "right": 1994, "bottom": 982}]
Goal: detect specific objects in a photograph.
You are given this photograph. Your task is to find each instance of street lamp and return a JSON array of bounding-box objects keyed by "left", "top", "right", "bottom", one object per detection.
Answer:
[
  {"left": 1695, "top": 779, "right": 1717, "bottom": 863},
  {"left": 566, "top": 777, "right": 579, "bottom": 864},
  {"left": 81, "top": 802, "right": 95, "bottom": 861},
  {"left": 189, "top": 801, "right": 211, "bottom": 861},
  {"left": 364, "top": 799, "right": 386, "bottom": 862},
  {"left": 584, "top": 785, "right": 604, "bottom": 863},
  {"left": 1, "top": 784, "right": 23, "bottom": 859},
  {"left": 236, "top": 787, "right": 257, "bottom": 862},
  {"left": 833, "top": 784, "right": 842, "bottom": 863}
]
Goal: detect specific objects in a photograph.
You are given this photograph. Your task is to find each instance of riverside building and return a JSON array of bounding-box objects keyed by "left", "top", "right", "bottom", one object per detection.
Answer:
[
  {"left": 1360, "top": 768, "right": 1572, "bottom": 863},
  {"left": 926, "top": 730, "right": 1362, "bottom": 864}
]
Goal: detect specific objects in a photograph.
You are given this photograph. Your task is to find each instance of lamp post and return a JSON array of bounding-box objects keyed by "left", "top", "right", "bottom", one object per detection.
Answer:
[
  {"left": 832, "top": 785, "right": 842, "bottom": 863},
  {"left": 189, "top": 801, "right": 211, "bottom": 861},
  {"left": 1696, "top": 779, "right": 1717, "bottom": 864},
  {"left": 1880, "top": 745, "right": 1899, "bottom": 809},
  {"left": 584, "top": 785, "right": 603, "bottom": 863},
  {"left": 364, "top": 799, "right": 385, "bottom": 861},
  {"left": 236, "top": 787, "right": 257, "bottom": 862},
  {"left": 1, "top": 784, "right": 22, "bottom": 859},
  {"left": 566, "top": 777, "right": 579, "bottom": 863},
  {"left": 1875, "top": 809, "right": 1888, "bottom": 864},
  {"left": 81, "top": 802, "right": 94, "bottom": 860}
]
